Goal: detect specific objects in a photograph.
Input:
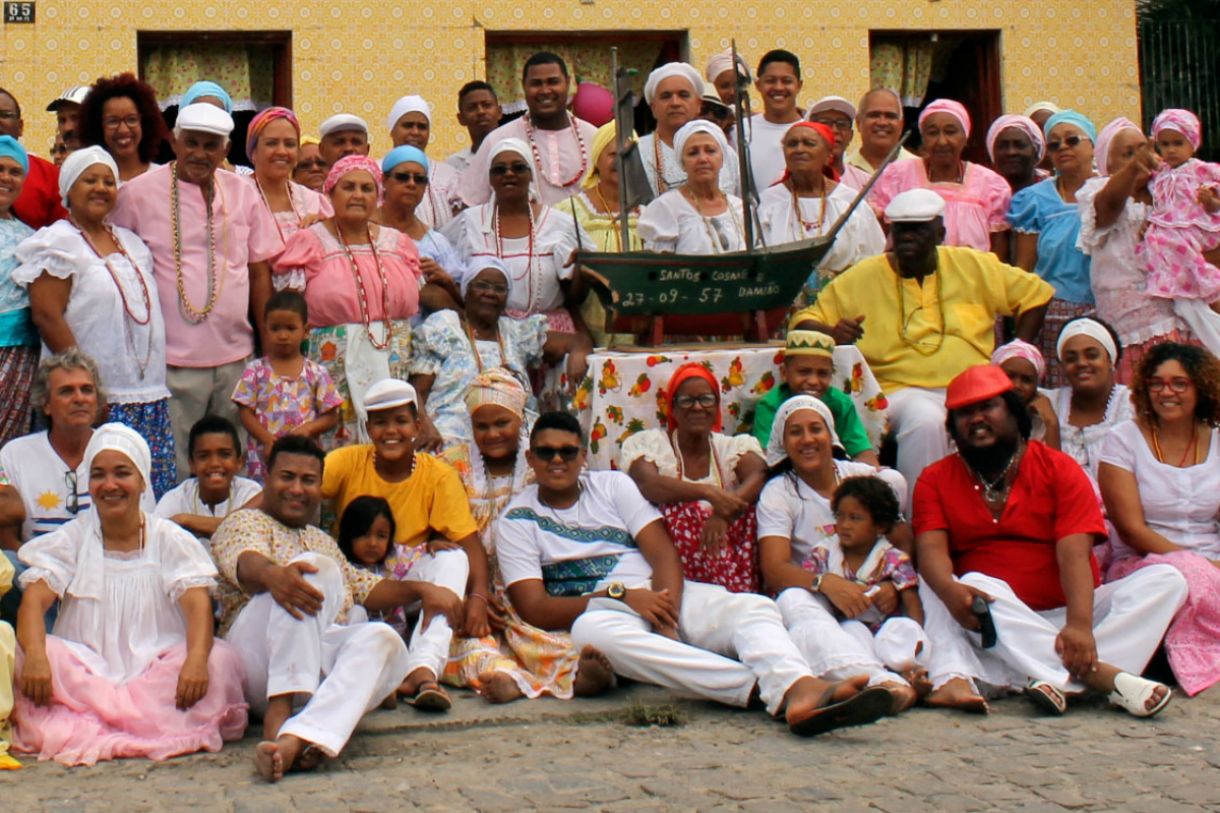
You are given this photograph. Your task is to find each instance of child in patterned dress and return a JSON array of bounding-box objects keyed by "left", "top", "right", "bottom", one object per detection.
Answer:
[
  {"left": 232, "top": 291, "right": 343, "bottom": 480},
  {"left": 1138, "top": 108, "right": 1220, "bottom": 313},
  {"left": 804, "top": 476, "right": 931, "bottom": 693}
]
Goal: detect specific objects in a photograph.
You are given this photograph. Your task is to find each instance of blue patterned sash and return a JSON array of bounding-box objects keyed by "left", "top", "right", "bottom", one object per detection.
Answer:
[{"left": 540, "top": 554, "right": 623, "bottom": 597}]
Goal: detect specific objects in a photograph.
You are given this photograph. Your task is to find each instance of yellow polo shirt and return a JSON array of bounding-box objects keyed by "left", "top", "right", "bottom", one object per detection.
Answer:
[
  {"left": 790, "top": 246, "right": 1054, "bottom": 393},
  {"left": 847, "top": 145, "right": 918, "bottom": 173}
]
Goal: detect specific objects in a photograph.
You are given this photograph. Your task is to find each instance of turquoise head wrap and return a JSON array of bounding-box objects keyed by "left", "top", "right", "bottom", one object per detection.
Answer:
[
  {"left": 181, "top": 81, "right": 233, "bottom": 114},
  {"left": 381, "top": 144, "right": 429, "bottom": 175},
  {"left": 1043, "top": 109, "right": 1097, "bottom": 143}
]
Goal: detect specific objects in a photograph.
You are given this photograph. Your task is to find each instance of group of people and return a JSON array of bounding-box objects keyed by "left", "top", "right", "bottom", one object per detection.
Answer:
[{"left": 0, "top": 44, "right": 1218, "bottom": 781}]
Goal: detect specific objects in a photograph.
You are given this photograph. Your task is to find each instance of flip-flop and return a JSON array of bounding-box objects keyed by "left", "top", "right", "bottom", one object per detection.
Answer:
[
  {"left": 408, "top": 681, "right": 452, "bottom": 712},
  {"left": 293, "top": 744, "right": 326, "bottom": 773},
  {"left": 1108, "top": 672, "right": 1172, "bottom": 718},
  {"left": 1023, "top": 680, "right": 1067, "bottom": 715},
  {"left": 788, "top": 685, "right": 891, "bottom": 737}
]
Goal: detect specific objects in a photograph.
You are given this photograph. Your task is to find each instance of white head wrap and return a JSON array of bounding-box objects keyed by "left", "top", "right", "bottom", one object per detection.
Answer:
[
  {"left": 487, "top": 137, "right": 541, "bottom": 201},
  {"left": 1023, "top": 100, "right": 1062, "bottom": 119},
  {"left": 461, "top": 256, "right": 514, "bottom": 300},
  {"left": 58, "top": 145, "right": 120, "bottom": 208},
  {"left": 176, "top": 103, "right": 235, "bottom": 138},
  {"left": 387, "top": 95, "right": 432, "bottom": 132},
  {"left": 319, "top": 113, "right": 370, "bottom": 138},
  {"left": 644, "top": 63, "right": 704, "bottom": 105},
  {"left": 672, "top": 119, "right": 729, "bottom": 166},
  {"left": 764, "top": 395, "right": 843, "bottom": 466},
  {"left": 1055, "top": 318, "right": 1118, "bottom": 364},
  {"left": 84, "top": 422, "right": 152, "bottom": 489},
  {"left": 705, "top": 49, "right": 751, "bottom": 84}
]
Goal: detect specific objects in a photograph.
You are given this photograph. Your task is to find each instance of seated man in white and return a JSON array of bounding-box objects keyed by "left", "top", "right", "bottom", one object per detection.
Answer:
[
  {"left": 211, "top": 435, "right": 463, "bottom": 781},
  {"left": 496, "top": 411, "right": 892, "bottom": 736},
  {"left": 913, "top": 364, "right": 1188, "bottom": 717}
]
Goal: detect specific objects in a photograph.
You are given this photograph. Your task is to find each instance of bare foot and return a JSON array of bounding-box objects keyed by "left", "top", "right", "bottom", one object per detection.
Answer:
[
  {"left": 396, "top": 666, "right": 434, "bottom": 699},
  {"left": 477, "top": 670, "right": 525, "bottom": 704},
  {"left": 262, "top": 694, "right": 294, "bottom": 742},
  {"left": 255, "top": 741, "right": 283, "bottom": 782},
  {"left": 901, "top": 667, "right": 933, "bottom": 699},
  {"left": 926, "top": 677, "right": 989, "bottom": 714},
  {"left": 783, "top": 674, "right": 868, "bottom": 726},
  {"left": 379, "top": 693, "right": 399, "bottom": 710},
  {"left": 880, "top": 681, "right": 918, "bottom": 714},
  {"left": 573, "top": 645, "right": 616, "bottom": 697}
]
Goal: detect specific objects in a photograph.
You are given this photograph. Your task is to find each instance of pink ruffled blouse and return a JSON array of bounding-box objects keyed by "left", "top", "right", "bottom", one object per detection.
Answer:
[{"left": 868, "top": 158, "right": 1012, "bottom": 251}]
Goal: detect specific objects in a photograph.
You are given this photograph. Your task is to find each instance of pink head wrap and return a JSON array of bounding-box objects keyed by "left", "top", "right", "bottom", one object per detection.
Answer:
[
  {"left": 1095, "top": 117, "right": 1144, "bottom": 176},
  {"left": 985, "top": 114, "right": 1046, "bottom": 163},
  {"left": 1151, "top": 108, "right": 1202, "bottom": 151},
  {"left": 323, "top": 154, "right": 383, "bottom": 204},
  {"left": 246, "top": 107, "right": 300, "bottom": 159},
  {"left": 990, "top": 339, "right": 1046, "bottom": 380},
  {"left": 919, "top": 99, "right": 972, "bottom": 139}
]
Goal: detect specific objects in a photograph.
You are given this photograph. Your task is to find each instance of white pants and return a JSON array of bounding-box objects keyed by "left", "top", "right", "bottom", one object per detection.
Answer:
[
  {"left": 225, "top": 553, "right": 411, "bottom": 757},
  {"left": 921, "top": 567, "right": 1188, "bottom": 693},
  {"left": 775, "top": 588, "right": 909, "bottom": 687},
  {"left": 571, "top": 581, "right": 813, "bottom": 716},
  {"left": 397, "top": 548, "right": 469, "bottom": 680},
  {"left": 841, "top": 617, "right": 931, "bottom": 674},
  {"left": 885, "top": 387, "right": 949, "bottom": 508}
]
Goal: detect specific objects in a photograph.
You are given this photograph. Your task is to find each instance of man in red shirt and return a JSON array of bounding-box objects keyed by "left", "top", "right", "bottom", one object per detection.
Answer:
[
  {"left": 0, "top": 88, "right": 67, "bottom": 229},
  {"left": 913, "top": 364, "right": 1187, "bottom": 717}
]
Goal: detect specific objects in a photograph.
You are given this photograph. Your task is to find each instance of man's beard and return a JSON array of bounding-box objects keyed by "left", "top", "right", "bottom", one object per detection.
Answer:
[{"left": 958, "top": 433, "right": 1019, "bottom": 478}]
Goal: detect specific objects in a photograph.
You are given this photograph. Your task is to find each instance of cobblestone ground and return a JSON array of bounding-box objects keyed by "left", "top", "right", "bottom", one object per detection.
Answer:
[{"left": 5, "top": 683, "right": 1219, "bottom": 812}]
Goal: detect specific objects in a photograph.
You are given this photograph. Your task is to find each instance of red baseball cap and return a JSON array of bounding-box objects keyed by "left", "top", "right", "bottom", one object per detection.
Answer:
[{"left": 944, "top": 364, "right": 1014, "bottom": 410}]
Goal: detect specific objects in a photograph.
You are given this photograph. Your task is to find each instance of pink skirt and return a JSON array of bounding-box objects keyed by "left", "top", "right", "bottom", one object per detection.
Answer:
[
  {"left": 13, "top": 637, "right": 249, "bottom": 766},
  {"left": 1107, "top": 550, "right": 1220, "bottom": 696}
]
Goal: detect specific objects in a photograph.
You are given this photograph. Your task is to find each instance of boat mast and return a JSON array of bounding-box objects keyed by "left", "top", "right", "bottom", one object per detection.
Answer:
[{"left": 731, "top": 39, "right": 757, "bottom": 252}]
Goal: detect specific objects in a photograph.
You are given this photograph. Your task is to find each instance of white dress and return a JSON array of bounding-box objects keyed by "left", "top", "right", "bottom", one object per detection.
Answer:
[
  {"left": 416, "top": 161, "right": 463, "bottom": 230},
  {"left": 619, "top": 428, "right": 761, "bottom": 491},
  {"left": 18, "top": 513, "right": 218, "bottom": 682},
  {"left": 1099, "top": 420, "right": 1220, "bottom": 563},
  {"left": 637, "top": 132, "right": 741, "bottom": 197},
  {"left": 637, "top": 190, "right": 751, "bottom": 254},
  {"left": 1050, "top": 384, "right": 1134, "bottom": 480},
  {"left": 13, "top": 220, "right": 169, "bottom": 404},
  {"left": 757, "top": 183, "right": 886, "bottom": 272}
]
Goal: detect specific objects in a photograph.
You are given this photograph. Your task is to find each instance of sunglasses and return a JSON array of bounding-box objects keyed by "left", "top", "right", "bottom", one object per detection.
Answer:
[
  {"left": 674, "top": 393, "right": 717, "bottom": 409},
  {"left": 490, "top": 162, "right": 532, "bottom": 177},
  {"left": 296, "top": 158, "right": 329, "bottom": 169},
  {"left": 1047, "top": 134, "right": 1087, "bottom": 152},
  {"left": 702, "top": 106, "right": 732, "bottom": 120},
  {"left": 391, "top": 171, "right": 429, "bottom": 185},
  {"left": 1148, "top": 377, "right": 1193, "bottom": 393},
  {"left": 531, "top": 444, "right": 581, "bottom": 462}
]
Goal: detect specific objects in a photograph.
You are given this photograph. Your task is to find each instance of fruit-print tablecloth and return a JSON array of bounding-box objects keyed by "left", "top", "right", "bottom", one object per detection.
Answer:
[{"left": 573, "top": 343, "right": 889, "bottom": 470}]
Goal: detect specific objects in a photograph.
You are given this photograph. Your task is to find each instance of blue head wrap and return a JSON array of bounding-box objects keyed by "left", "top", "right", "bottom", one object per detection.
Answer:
[
  {"left": 181, "top": 81, "right": 233, "bottom": 114},
  {"left": 0, "top": 135, "right": 28, "bottom": 174},
  {"left": 1043, "top": 109, "right": 1097, "bottom": 143},
  {"left": 381, "top": 144, "right": 429, "bottom": 175}
]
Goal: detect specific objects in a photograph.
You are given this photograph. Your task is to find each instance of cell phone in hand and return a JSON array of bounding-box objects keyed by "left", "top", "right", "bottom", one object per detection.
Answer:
[{"left": 972, "top": 595, "right": 997, "bottom": 649}]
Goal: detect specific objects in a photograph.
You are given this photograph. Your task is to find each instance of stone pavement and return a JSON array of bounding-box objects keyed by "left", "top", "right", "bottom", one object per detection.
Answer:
[{"left": 5, "top": 682, "right": 1220, "bottom": 812}]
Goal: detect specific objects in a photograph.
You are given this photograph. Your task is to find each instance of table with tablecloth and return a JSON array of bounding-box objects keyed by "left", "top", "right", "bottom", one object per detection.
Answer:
[{"left": 573, "top": 343, "right": 888, "bottom": 470}]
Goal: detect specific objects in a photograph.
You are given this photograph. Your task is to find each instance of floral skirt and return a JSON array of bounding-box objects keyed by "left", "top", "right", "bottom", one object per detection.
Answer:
[
  {"left": 307, "top": 320, "right": 412, "bottom": 450},
  {"left": 0, "top": 345, "right": 37, "bottom": 447},
  {"left": 108, "top": 399, "right": 176, "bottom": 499},
  {"left": 661, "top": 502, "right": 759, "bottom": 593}
]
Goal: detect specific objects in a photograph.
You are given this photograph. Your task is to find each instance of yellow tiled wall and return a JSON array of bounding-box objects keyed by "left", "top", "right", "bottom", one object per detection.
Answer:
[{"left": 1, "top": 0, "right": 1140, "bottom": 161}]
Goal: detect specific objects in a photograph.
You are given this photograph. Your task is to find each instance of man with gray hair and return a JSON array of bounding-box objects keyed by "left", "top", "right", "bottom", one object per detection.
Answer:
[
  {"left": 847, "top": 88, "right": 917, "bottom": 173},
  {"left": 110, "top": 103, "right": 280, "bottom": 477}
]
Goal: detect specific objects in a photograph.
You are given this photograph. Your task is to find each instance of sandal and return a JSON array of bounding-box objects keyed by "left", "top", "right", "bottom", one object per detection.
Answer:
[
  {"left": 1023, "top": 680, "right": 1067, "bottom": 715},
  {"left": 408, "top": 680, "right": 452, "bottom": 712},
  {"left": 1108, "top": 672, "right": 1172, "bottom": 718},
  {"left": 788, "top": 686, "right": 891, "bottom": 737}
]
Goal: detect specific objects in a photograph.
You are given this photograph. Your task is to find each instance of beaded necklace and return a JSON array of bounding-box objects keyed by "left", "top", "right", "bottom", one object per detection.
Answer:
[
  {"left": 335, "top": 223, "right": 393, "bottom": 350},
  {"left": 1151, "top": 423, "right": 1203, "bottom": 467},
  {"left": 254, "top": 175, "right": 303, "bottom": 245},
  {"left": 588, "top": 188, "right": 624, "bottom": 252},
  {"left": 683, "top": 187, "right": 742, "bottom": 254},
  {"left": 73, "top": 219, "right": 154, "bottom": 379},
  {"left": 492, "top": 203, "right": 537, "bottom": 309},
  {"left": 653, "top": 135, "right": 672, "bottom": 193},
  {"left": 170, "top": 163, "right": 228, "bottom": 323},
  {"left": 671, "top": 429, "right": 724, "bottom": 488},
  {"left": 788, "top": 181, "right": 828, "bottom": 235},
  {"left": 523, "top": 114, "right": 588, "bottom": 190},
  {"left": 463, "top": 315, "right": 510, "bottom": 373}
]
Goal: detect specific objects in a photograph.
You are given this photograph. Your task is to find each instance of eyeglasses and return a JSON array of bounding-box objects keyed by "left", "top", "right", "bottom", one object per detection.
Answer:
[
  {"left": 490, "top": 162, "right": 531, "bottom": 177},
  {"left": 811, "top": 117, "right": 853, "bottom": 132},
  {"left": 673, "top": 393, "right": 718, "bottom": 409},
  {"left": 102, "top": 115, "right": 140, "bottom": 130},
  {"left": 468, "top": 279, "right": 508, "bottom": 295},
  {"left": 1047, "top": 134, "right": 1088, "bottom": 152},
  {"left": 531, "top": 444, "right": 582, "bottom": 462},
  {"left": 65, "top": 471, "right": 80, "bottom": 514},
  {"left": 1148, "top": 377, "right": 1193, "bottom": 393},
  {"left": 390, "top": 171, "right": 429, "bottom": 185},
  {"left": 296, "top": 158, "right": 328, "bottom": 169}
]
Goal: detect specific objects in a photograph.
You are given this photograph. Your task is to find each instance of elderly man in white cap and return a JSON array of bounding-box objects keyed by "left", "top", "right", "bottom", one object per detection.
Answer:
[
  {"left": 848, "top": 88, "right": 917, "bottom": 174},
  {"left": 461, "top": 51, "right": 597, "bottom": 207},
  {"left": 321, "top": 378, "right": 484, "bottom": 710},
  {"left": 806, "top": 95, "right": 871, "bottom": 190},
  {"left": 212, "top": 433, "right": 465, "bottom": 781},
  {"left": 318, "top": 113, "right": 370, "bottom": 166},
  {"left": 110, "top": 102, "right": 280, "bottom": 477},
  {"left": 791, "top": 188, "right": 1053, "bottom": 501},
  {"left": 386, "top": 95, "right": 461, "bottom": 228},
  {"left": 637, "top": 62, "right": 739, "bottom": 197}
]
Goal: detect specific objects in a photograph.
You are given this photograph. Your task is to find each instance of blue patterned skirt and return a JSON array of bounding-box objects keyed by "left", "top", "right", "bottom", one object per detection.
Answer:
[{"left": 109, "top": 399, "right": 176, "bottom": 499}]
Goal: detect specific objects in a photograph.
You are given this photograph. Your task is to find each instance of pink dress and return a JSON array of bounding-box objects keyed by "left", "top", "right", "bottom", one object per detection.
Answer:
[
  {"left": 868, "top": 158, "right": 1012, "bottom": 251},
  {"left": 1138, "top": 158, "right": 1220, "bottom": 301},
  {"left": 250, "top": 178, "right": 334, "bottom": 266},
  {"left": 13, "top": 514, "right": 249, "bottom": 766}
]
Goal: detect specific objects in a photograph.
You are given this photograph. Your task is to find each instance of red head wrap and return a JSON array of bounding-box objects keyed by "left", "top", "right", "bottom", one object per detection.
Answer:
[{"left": 665, "top": 362, "right": 723, "bottom": 432}]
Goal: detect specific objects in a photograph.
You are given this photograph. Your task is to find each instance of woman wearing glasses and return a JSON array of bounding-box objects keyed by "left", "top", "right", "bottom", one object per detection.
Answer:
[
  {"left": 1009, "top": 111, "right": 1099, "bottom": 386},
  {"left": 409, "top": 258, "right": 591, "bottom": 451},
  {"left": 620, "top": 363, "right": 767, "bottom": 593},
  {"left": 293, "top": 137, "right": 328, "bottom": 193},
  {"left": 1098, "top": 342, "right": 1220, "bottom": 698},
  {"left": 77, "top": 74, "right": 168, "bottom": 182},
  {"left": 637, "top": 120, "right": 752, "bottom": 255}
]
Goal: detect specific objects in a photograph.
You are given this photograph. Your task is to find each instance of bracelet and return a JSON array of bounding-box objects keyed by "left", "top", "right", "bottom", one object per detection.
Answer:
[{"left": 468, "top": 592, "right": 489, "bottom": 604}]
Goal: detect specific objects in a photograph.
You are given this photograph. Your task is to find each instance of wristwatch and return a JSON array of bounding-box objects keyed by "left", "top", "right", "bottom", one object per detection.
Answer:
[
  {"left": 606, "top": 582, "right": 627, "bottom": 601},
  {"left": 810, "top": 574, "right": 825, "bottom": 593}
]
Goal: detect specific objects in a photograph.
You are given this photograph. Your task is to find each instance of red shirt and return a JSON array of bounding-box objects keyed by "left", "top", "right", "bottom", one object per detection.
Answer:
[
  {"left": 913, "top": 441, "right": 1104, "bottom": 611},
  {"left": 13, "top": 154, "right": 67, "bottom": 230}
]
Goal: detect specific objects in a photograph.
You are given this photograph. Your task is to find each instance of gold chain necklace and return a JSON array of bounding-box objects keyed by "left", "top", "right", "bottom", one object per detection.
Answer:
[
  {"left": 170, "top": 162, "right": 227, "bottom": 323},
  {"left": 894, "top": 260, "right": 946, "bottom": 356}
]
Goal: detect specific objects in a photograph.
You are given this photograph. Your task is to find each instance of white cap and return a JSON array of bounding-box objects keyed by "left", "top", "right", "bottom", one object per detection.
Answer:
[
  {"left": 176, "top": 103, "right": 234, "bottom": 137},
  {"left": 320, "top": 113, "right": 369, "bottom": 138},
  {"left": 363, "top": 378, "right": 417, "bottom": 412},
  {"left": 884, "top": 188, "right": 946, "bottom": 223},
  {"left": 387, "top": 95, "right": 431, "bottom": 132},
  {"left": 47, "top": 85, "right": 91, "bottom": 112},
  {"left": 807, "top": 95, "right": 857, "bottom": 121}
]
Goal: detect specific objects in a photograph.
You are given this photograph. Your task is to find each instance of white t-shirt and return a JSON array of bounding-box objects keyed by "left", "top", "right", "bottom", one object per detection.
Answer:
[
  {"left": 155, "top": 476, "right": 262, "bottom": 525},
  {"left": 497, "top": 470, "right": 663, "bottom": 594},
  {"left": 747, "top": 113, "right": 803, "bottom": 190},
  {"left": 0, "top": 430, "right": 154, "bottom": 541}
]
